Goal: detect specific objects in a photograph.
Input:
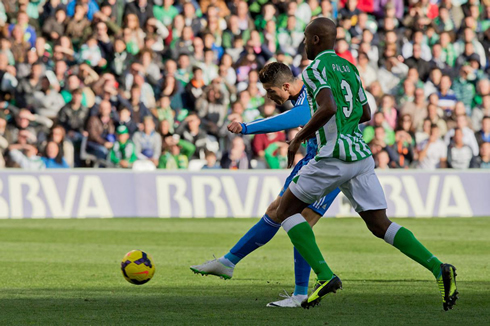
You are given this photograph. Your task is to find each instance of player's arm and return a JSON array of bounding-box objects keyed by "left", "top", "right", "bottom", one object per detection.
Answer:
[
  {"left": 287, "top": 88, "right": 337, "bottom": 167},
  {"left": 359, "top": 102, "right": 372, "bottom": 124},
  {"left": 227, "top": 104, "right": 310, "bottom": 135},
  {"left": 357, "top": 74, "right": 371, "bottom": 124}
]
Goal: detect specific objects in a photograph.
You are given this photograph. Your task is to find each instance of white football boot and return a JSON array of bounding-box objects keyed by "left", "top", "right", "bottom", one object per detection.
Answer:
[
  {"left": 190, "top": 257, "right": 234, "bottom": 280},
  {"left": 266, "top": 291, "right": 306, "bottom": 308}
]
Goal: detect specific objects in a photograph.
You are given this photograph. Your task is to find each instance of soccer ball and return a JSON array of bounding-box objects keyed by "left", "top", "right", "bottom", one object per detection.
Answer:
[{"left": 121, "top": 250, "right": 156, "bottom": 285}]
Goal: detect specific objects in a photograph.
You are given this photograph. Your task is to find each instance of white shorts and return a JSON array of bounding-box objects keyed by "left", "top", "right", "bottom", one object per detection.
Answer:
[{"left": 289, "top": 157, "right": 387, "bottom": 213}]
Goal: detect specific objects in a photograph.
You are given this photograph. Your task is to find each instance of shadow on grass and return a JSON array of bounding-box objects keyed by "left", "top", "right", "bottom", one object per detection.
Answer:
[{"left": 0, "top": 283, "right": 489, "bottom": 326}]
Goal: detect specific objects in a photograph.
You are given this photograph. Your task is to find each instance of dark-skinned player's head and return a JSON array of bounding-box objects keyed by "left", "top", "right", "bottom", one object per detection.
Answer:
[
  {"left": 304, "top": 17, "right": 337, "bottom": 60},
  {"left": 259, "top": 62, "right": 294, "bottom": 105}
]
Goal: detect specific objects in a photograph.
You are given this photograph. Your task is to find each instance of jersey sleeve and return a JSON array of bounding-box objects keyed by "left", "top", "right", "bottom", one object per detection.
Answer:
[
  {"left": 355, "top": 73, "right": 368, "bottom": 105},
  {"left": 241, "top": 104, "right": 311, "bottom": 135},
  {"left": 302, "top": 60, "right": 331, "bottom": 99}
]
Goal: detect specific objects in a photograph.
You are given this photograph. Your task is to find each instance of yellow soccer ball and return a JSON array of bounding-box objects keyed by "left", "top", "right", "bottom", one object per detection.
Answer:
[{"left": 121, "top": 250, "right": 156, "bottom": 285}]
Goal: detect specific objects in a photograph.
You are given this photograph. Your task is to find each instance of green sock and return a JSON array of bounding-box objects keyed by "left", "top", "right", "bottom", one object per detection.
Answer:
[
  {"left": 385, "top": 223, "right": 442, "bottom": 278},
  {"left": 282, "top": 214, "right": 334, "bottom": 281}
]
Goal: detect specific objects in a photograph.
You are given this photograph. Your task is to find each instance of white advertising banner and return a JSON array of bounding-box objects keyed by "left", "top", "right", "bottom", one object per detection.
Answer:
[{"left": 0, "top": 170, "right": 488, "bottom": 218}]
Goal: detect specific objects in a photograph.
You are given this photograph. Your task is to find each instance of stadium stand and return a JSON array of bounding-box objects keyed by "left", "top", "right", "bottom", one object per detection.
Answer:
[{"left": 0, "top": 0, "right": 489, "bottom": 170}]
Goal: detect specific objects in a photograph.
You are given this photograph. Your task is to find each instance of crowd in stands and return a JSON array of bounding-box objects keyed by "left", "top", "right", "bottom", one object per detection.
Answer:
[{"left": 0, "top": 0, "right": 489, "bottom": 170}]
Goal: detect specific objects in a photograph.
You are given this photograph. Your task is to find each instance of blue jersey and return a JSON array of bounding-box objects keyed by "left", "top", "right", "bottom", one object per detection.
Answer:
[
  {"left": 239, "top": 85, "right": 340, "bottom": 216},
  {"left": 240, "top": 86, "right": 318, "bottom": 158}
]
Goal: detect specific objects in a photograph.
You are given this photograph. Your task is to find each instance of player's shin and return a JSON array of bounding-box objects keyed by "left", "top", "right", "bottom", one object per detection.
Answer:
[
  {"left": 282, "top": 213, "right": 334, "bottom": 282},
  {"left": 220, "top": 214, "right": 280, "bottom": 267},
  {"left": 293, "top": 247, "right": 311, "bottom": 296},
  {"left": 384, "top": 222, "right": 443, "bottom": 278}
]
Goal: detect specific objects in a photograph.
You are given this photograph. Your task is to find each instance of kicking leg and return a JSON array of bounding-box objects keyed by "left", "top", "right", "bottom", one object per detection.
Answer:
[{"left": 190, "top": 197, "right": 283, "bottom": 279}]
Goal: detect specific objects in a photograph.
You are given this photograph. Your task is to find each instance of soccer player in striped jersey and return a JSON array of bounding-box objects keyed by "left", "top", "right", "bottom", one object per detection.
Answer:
[
  {"left": 276, "top": 17, "right": 458, "bottom": 310},
  {"left": 190, "top": 62, "right": 340, "bottom": 308}
]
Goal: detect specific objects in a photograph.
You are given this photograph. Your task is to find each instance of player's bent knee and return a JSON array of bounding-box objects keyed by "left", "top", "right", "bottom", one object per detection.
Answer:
[
  {"left": 360, "top": 209, "right": 391, "bottom": 239},
  {"left": 266, "top": 198, "right": 281, "bottom": 223}
]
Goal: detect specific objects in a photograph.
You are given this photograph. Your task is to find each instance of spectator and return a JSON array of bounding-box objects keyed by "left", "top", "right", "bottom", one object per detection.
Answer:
[
  {"left": 447, "top": 128, "right": 474, "bottom": 169},
  {"left": 66, "top": 0, "right": 99, "bottom": 21},
  {"left": 336, "top": 38, "right": 356, "bottom": 65},
  {"left": 379, "top": 94, "right": 397, "bottom": 130},
  {"left": 176, "top": 113, "right": 208, "bottom": 159},
  {"left": 427, "top": 103, "right": 448, "bottom": 136},
  {"left": 375, "top": 150, "right": 391, "bottom": 170},
  {"left": 444, "top": 114, "right": 479, "bottom": 156},
  {"left": 33, "top": 76, "right": 65, "bottom": 119},
  {"left": 201, "top": 150, "right": 221, "bottom": 169},
  {"left": 65, "top": 4, "right": 92, "bottom": 47},
  {"left": 471, "top": 142, "right": 490, "bottom": 169},
  {"left": 357, "top": 52, "right": 377, "bottom": 88},
  {"left": 86, "top": 100, "right": 115, "bottom": 160},
  {"left": 124, "top": 0, "right": 154, "bottom": 28},
  {"left": 424, "top": 68, "right": 442, "bottom": 96},
  {"left": 197, "top": 83, "right": 227, "bottom": 136},
  {"left": 452, "top": 65, "right": 476, "bottom": 114},
  {"left": 158, "top": 134, "right": 195, "bottom": 169},
  {"left": 42, "top": 141, "right": 70, "bottom": 168},
  {"left": 154, "top": 0, "right": 179, "bottom": 27},
  {"left": 183, "top": 66, "right": 206, "bottom": 111},
  {"left": 42, "top": 8, "right": 67, "bottom": 42},
  {"left": 472, "top": 95, "right": 490, "bottom": 131},
  {"left": 416, "top": 118, "right": 432, "bottom": 145},
  {"left": 264, "top": 142, "right": 288, "bottom": 169},
  {"left": 401, "top": 30, "right": 432, "bottom": 62},
  {"left": 438, "top": 75, "right": 458, "bottom": 114},
  {"left": 400, "top": 86, "right": 427, "bottom": 130},
  {"left": 57, "top": 89, "right": 89, "bottom": 140},
  {"left": 8, "top": 11, "right": 37, "bottom": 48},
  {"left": 417, "top": 124, "right": 447, "bottom": 169},
  {"left": 133, "top": 116, "right": 162, "bottom": 166},
  {"left": 363, "top": 111, "right": 395, "bottom": 146},
  {"left": 44, "top": 125, "right": 74, "bottom": 168},
  {"left": 391, "top": 128, "right": 415, "bottom": 168},
  {"left": 110, "top": 125, "right": 137, "bottom": 168},
  {"left": 475, "top": 116, "right": 490, "bottom": 146},
  {"left": 16, "top": 62, "right": 44, "bottom": 109},
  {"left": 8, "top": 143, "right": 45, "bottom": 170},
  {"left": 117, "top": 107, "right": 138, "bottom": 136},
  {"left": 277, "top": 15, "right": 304, "bottom": 57},
  {"left": 221, "top": 136, "right": 250, "bottom": 169},
  {"left": 405, "top": 43, "right": 431, "bottom": 82},
  {"left": 377, "top": 56, "right": 408, "bottom": 94},
  {"left": 8, "top": 109, "right": 51, "bottom": 145}
]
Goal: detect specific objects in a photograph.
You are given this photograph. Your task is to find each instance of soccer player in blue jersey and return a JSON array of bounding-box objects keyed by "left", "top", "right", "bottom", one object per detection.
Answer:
[{"left": 190, "top": 62, "right": 341, "bottom": 307}]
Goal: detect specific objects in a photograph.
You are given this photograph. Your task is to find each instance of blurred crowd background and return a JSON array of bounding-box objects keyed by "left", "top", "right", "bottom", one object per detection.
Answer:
[{"left": 0, "top": 0, "right": 489, "bottom": 170}]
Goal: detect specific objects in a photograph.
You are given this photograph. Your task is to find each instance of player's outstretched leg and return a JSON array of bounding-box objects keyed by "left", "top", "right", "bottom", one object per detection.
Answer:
[
  {"left": 276, "top": 189, "right": 342, "bottom": 309},
  {"left": 190, "top": 198, "right": 282, "bottom": 279},
  {"left": 360, "top": 209, "right": 459, "bottom": 311}
]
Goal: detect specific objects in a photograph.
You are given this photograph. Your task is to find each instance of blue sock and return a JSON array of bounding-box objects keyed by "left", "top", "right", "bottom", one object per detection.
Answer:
[
  {"left": 293, "top": 247, "right": 311, "bottom": 296},
  {"left": 221, "top": 214, "right": 281, "bottom": 266}
]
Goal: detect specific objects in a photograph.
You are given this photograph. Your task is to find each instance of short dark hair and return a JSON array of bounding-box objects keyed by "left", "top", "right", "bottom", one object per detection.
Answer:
[{"left": 258, "top": 62, "right": 294, "bottom": 86}]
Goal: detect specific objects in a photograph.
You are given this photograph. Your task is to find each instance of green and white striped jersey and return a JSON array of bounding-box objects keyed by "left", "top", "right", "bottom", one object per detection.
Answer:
[{"left": 302, "top": 49, "right": 372, "bottom": 162}]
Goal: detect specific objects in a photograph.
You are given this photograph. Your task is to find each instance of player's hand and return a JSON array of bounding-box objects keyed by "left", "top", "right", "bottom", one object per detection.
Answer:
[
  {"left": 287, "top": 138, "right": 302, "bottom": 168},
  {"left": 227, "top": 121, "right": 243, "bottom": 134}
]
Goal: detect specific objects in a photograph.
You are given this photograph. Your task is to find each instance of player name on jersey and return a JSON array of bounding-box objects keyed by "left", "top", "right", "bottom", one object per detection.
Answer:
[{"left": 331, "top": 63, "right": 351, "bottom": 73}]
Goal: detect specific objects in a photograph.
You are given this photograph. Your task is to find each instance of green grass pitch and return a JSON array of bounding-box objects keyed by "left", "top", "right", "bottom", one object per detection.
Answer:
[{"left": 0, "top": 217, "right": 489, "bottom": 326}]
